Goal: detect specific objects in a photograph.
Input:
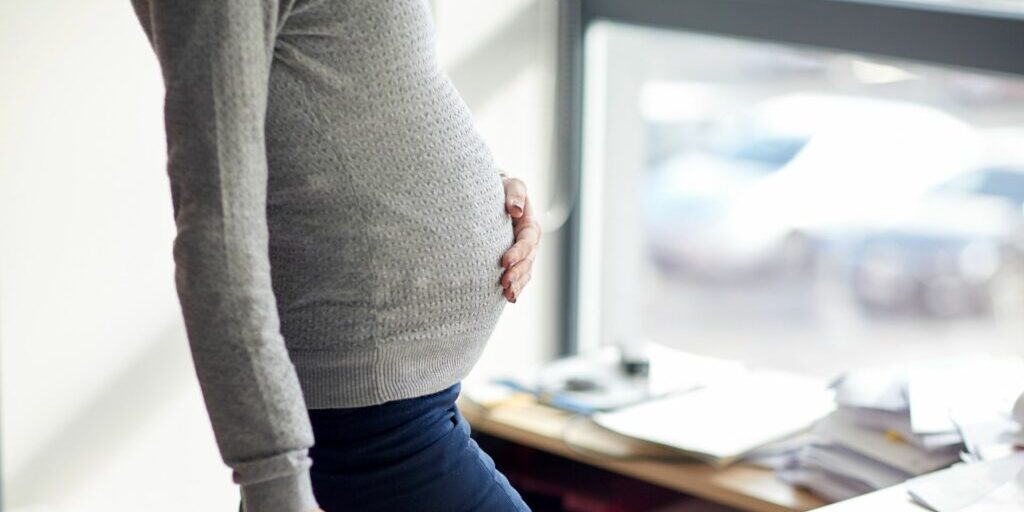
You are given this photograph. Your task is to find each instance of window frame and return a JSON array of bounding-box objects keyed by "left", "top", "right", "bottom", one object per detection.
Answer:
[{"left": 556, "top": 0, "right": 1024, "bottom": 355}]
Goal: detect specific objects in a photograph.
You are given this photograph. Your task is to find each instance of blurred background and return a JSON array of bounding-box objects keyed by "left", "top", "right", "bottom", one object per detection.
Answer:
[
  {"left": 3, "top": 0, "right": 1024, "bottom": 510},
  {"left": 580, "top": 20, "right": 1024, "bottom": 377}
]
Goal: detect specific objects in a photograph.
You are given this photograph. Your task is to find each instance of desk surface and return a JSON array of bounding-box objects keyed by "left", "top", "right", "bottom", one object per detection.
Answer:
[{"left": 459, "top": 397, "right": 826, "bottom": 512}]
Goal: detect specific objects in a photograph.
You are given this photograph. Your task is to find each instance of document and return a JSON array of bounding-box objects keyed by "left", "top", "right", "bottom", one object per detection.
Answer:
[
  {"left": 832, "top": 364, "right": 909, "bottom": 411},
  {"left": 591, "top": 370, "right": 835, "bottom": 465},
  {"left": 959, "top": 476, "right": 1024, "bottom": 512},
  {"left": 954, "top": 413, "right": 1024, "bottom": 462},
  {"left": 906, "top": 452, "right": 1024, "bottom": 512}
]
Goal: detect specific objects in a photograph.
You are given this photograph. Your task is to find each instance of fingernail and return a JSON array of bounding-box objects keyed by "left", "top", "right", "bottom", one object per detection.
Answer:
[{"left": 511, "top": 297, "right": 517, "bottom": 304}]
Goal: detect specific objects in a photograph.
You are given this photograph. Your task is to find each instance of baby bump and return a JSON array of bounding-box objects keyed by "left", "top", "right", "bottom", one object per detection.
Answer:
[
  {"left": 269, "top": 165, "right": 514, "bottom": 351},
  {"left": 366, "top": 168, "right": 514, "bottom": 340}
]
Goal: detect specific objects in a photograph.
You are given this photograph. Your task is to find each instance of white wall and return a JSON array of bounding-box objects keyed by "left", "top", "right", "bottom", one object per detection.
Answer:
[{"left": 0, "top": 0, "right": 560, "bottom": 510}]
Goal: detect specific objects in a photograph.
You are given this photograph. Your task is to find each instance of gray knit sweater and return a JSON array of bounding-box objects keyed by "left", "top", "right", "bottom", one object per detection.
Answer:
[{"left": 130, "top": 1, "right": 513, "bottom": 510}]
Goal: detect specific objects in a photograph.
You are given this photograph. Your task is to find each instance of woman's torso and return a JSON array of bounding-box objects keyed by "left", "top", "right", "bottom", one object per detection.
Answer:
[{"left": 263, "top": 0, "right": 513, "bottom": 406}]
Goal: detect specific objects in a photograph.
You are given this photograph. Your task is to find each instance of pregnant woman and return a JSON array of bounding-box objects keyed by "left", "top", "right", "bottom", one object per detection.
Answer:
[{"left": 129, "top": 1, "right": 540, "bottom": 511}]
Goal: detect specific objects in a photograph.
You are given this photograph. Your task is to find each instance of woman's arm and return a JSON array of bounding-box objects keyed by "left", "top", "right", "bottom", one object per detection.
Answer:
[{"left": 133, "top": 1, "right": 317, "bottom": 511}]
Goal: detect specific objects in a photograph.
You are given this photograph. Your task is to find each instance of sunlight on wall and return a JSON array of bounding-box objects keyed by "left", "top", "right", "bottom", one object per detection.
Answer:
[{"left": 0, "top": 0, "right": 237, "bottom": 510}]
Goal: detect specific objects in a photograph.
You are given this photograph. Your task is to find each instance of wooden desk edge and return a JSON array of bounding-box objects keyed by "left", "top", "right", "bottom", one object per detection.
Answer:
[{"left": 458, "top": 398, "right": 827, "bottom": 512}]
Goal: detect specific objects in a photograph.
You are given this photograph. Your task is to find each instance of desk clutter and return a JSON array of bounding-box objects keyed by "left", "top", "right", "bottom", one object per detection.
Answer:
[
  {"left": 470, "top": 343, "right": 836, "bottom": 465},
  {"left": 466, "top": 345, "right": 1024, "bottom": 512},
  {"left": 773, "top": 355, "right": 1024, "bottom": 510}
]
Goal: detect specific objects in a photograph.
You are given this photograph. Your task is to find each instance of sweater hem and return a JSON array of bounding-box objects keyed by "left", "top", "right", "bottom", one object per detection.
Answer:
[{"left": 290, "top": 333, "right": 491, "bottom": 409}]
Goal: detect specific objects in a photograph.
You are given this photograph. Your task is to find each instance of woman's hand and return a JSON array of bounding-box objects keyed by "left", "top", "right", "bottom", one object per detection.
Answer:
[{"left": 500, "top": 174, "right": 541, "bottom": 303}]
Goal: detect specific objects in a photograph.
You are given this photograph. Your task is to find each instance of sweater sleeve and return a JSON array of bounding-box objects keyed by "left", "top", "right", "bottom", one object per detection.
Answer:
[{"left": 133, "top": 1, "right": 317, "bottom": 511}]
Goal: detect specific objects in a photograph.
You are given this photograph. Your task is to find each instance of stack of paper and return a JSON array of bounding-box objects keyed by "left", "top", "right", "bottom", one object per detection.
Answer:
[
  {"left": 776, "top": 363, "right": 953, "bottom": 501},
  {"left": 776, "top": 409, "right": 962, "bottom": 501},
  {"left": 775, "top": 356, "right": 1024, "bottom": 504}
]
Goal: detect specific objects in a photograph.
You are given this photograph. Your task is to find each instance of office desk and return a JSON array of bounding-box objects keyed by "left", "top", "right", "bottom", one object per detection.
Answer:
[
  {"left": 459, "top": 397, "right": 826, "bottom": 512},
  {"left": 460, "top": 397, "right": 932, "bottom": 512}
]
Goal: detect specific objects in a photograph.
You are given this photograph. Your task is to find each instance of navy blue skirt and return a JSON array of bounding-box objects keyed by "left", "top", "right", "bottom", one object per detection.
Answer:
[{"left": 305, "top": 382, "right": 530, "bottom": 512}]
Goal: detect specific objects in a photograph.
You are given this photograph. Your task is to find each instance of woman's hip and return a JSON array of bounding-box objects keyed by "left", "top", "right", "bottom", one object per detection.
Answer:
[{"left": 306, "top": 382, "right": 530, "bottom": 512}]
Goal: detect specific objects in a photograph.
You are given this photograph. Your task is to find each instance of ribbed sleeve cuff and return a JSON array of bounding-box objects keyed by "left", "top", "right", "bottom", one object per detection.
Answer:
[{"left": 241, "top": 470, "right": 318, "bottom": 512}]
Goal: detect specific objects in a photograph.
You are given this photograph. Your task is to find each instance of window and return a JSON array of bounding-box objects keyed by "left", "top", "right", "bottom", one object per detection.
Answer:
[{"left": 573, "top": 2, "right": 1024, "bottom": 377}]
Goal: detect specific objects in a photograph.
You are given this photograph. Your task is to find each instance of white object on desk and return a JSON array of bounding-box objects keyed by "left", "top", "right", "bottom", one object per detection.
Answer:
[
  {"left": 908, "top": 356, "right": 1024, "bottom": 435},
  {"left": 905, "top": 452, "right": 1024, "bottom": 512},
  {"left": 958, "top": 476, "right": 1024, "bottom": 512},
  {"left": 953, "top": 412, "right": 1024, "bottom": 462},
  {"left": 832, "top": 364, "right": 909, "bottom": 412},
  {"left": 591, "top": 370, "right": 835, "bottom": 466}
]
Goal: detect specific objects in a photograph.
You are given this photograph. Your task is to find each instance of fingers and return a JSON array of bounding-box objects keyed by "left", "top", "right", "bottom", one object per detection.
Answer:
[
  {"left": 502, "top": 176, "right": 528, "bottom": 219},
  {"left": 504, "top": 199, "right": 541, "bottom": 267},
  {"left": 501, "top": 246, "right": 535, "bottom": 288},
  {"left": 503, "top": 273, "right": 531, "bottom": 302},
  {"left": 499, "top": 173, "right": 541, "bottom": 303},
  {"left": 512, "top": 218, "right": 541, "bottom": 250},
  {"left": 501, "top": 227, "right": 537, "bottom": 303},
  {"left": 501, "top": 236, "right": 538, "bottom": 269},
  {"left": 501, "top": 258, "right": 534, "bottom": 303}
]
